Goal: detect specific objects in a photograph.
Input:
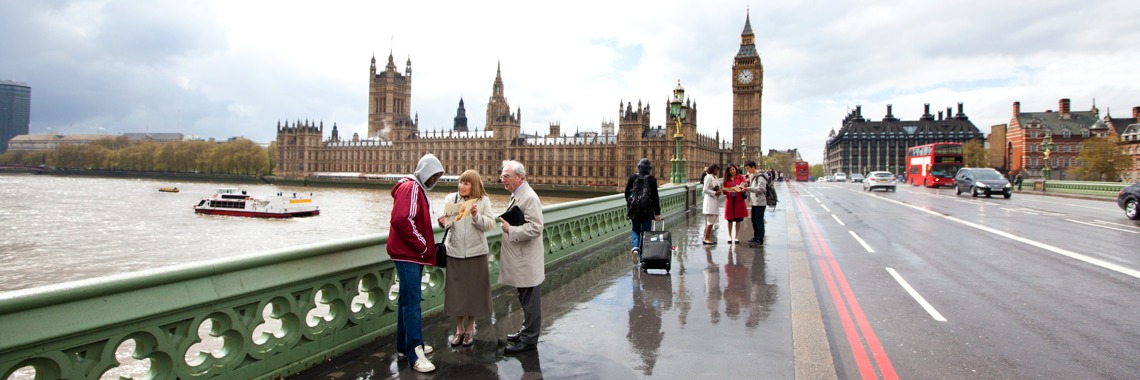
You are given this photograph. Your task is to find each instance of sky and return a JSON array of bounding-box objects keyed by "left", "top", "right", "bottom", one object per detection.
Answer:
[{"left": 2, "top": 0, "right": 1139, "bottom": 164}]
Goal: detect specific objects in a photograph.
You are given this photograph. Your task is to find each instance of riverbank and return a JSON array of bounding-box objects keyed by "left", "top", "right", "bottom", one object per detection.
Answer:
[{"left": 40, "top": 169, "right": 620, "bottom": 197}]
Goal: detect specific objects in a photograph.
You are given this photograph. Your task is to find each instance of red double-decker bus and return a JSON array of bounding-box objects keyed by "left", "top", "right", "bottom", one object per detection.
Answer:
[
  {"left": 794, "top": 160, "right": 810, "bottom": 182},
  {"left": 906, "top": 142, "right": 962, "bottom": 187}
]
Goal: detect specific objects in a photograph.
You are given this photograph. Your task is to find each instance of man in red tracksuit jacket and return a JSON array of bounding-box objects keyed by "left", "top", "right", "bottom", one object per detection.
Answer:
[{"left": 388, "top": 153, "right": 444, "bottom": 373}]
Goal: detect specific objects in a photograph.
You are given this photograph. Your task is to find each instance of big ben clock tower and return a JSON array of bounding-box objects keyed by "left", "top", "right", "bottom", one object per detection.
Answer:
[{"left": 732, "top": 12, "right": 763, "bottom": 164}]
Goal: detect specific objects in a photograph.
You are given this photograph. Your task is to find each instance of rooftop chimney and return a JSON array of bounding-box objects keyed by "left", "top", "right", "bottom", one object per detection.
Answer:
[
  {"left": 938, "top": 111, "right": 943, "bottom": 120},
  {"left": 1133, "top": 106, "right": 1140, "bottom": 122},
  {"left": 921, "top": 103, "right": 934, "bottom": 120},
  {"left": 1013, "top": 101, "right": 1021, "bottom": 116},
  {"left": 1059, "top": 98, "right": 1071, "bottom": 119},
  {"left": 955, "top": 102, "right": 966, "bottom": 119}
]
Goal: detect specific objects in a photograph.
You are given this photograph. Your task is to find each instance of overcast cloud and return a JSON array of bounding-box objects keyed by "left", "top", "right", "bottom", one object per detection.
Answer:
[{"left": 2, "top": 0, "right": 1138, "bottom": 163}]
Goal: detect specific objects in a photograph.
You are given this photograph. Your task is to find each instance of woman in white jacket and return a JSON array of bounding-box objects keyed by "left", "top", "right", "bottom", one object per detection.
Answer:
[
  {"left": 702, "top": 164, "right": 723, "bottom": 245},
  {"left": 436, "top": 170, "right": 495, "bottom": 346}
]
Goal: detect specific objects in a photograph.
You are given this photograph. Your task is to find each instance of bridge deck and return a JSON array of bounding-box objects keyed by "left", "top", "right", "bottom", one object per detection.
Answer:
[{"left": 293, "top": 194, "right": 825, "bottom": 379}]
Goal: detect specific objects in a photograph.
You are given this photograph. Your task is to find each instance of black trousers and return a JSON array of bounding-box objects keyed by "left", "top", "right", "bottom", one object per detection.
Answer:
[
  {"left": 516, "top": 285, "right": 542, "bottom": 345},
  {"left": 750, "top": 205, "right": 766, "bottom": 241}
]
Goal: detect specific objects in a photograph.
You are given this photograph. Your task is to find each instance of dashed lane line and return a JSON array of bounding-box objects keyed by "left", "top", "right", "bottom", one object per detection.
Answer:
[
  {"left": 886, "top": 267, "right": 947, "bottom": 322},
  {"left": 849, "top": 231, "right": 875, "bottom": 253},
  {"left": 1066, "top": 219, "right": 1139, "bottom": 234}
]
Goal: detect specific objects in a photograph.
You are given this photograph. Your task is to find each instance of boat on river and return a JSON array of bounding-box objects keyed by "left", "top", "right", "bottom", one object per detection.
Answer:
[
  {"left": 158, "top": 187, "right": 180, "bottom": 193},
  {"left": 193, "top": 188, "right": 320, "bottom": 218}
]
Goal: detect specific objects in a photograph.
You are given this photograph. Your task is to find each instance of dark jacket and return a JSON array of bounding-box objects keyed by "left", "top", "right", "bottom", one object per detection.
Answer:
[{"left": 624, "top": 159, "right": 661, "bottom": 220}]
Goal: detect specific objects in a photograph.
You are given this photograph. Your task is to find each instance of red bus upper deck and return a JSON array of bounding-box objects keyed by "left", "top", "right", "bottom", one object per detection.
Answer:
[
  {"left": 906, "top": 142, "right": 963, "bottom": 187},
  {"left": 794, "top": 161, "right": 810, "bottom": 182}
]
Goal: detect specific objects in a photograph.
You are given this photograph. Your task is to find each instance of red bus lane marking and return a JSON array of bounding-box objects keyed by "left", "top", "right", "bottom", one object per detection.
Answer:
[{"left": 792, "top": 185, "right": 899, "bottom": 380}]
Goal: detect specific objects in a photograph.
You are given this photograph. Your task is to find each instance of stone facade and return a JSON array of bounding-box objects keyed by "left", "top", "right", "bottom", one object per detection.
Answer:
[
  {"left": 732, "top": 13, "right": 763, "bottom": 164},
  {"left": 275, "top": 16, "right": 766, "bottom": 187}
]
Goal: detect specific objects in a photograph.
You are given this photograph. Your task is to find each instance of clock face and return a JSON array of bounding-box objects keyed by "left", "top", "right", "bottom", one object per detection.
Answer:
[{"left": 738, "top": 69, "right": 754, "bottom": 84}]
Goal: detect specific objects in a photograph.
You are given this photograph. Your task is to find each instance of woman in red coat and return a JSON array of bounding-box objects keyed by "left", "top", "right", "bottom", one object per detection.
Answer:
[{"left": 723, "top": 164, "right": 748, "bottom": 244}]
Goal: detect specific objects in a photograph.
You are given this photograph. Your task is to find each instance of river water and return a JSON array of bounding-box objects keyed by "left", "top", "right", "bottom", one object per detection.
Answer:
[{"left": 0, "top": 173, "right": 580, "bottom": 292}]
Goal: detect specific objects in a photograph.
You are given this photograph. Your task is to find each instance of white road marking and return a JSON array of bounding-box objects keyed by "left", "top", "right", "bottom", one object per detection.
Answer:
[
  {"left": 831, "top": 214, "right": 846, "bottom": 226},
  {"left": 867, "top": 194, "right": 1140, "bottom": 280},
  {"left": 821, "top": 204, "right": 832, "bottom": 213},
  {"left": 1095, "top": 220, "right": 1140, "bottom": 230},
  {"left": 1066, "top": 219, "right": 1139, "bottom": 234},
  {"left": 849, "top": 231, "right": 875, "bottom": 253},
  {"left": 1002, "top": 207, "right": 1041, "bottom": 215},
  {"left": 886, "top": 267, "right": 947, "bottom": 322}
]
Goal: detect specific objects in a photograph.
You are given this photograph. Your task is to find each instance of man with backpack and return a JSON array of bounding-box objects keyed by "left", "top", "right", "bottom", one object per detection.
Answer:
[
  {"left": 744, "top": 161, "right": 771, "bottom": 246},
  {"left": 625, "top": 158, "right": 662, "bottom": 255}
]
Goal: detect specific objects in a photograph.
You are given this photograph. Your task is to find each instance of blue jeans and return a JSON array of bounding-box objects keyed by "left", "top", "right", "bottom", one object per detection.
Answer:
[
  {"left": 631, "top": 219, "right": 653, "bottom": 249},
  {"left": 394, "top": 261, "right": 424, "bottom": 364}
]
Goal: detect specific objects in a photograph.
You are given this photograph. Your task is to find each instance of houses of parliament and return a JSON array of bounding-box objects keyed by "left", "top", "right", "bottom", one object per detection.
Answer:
[{"left": 276, "top": 14, "right": 764, "bottom": 187}]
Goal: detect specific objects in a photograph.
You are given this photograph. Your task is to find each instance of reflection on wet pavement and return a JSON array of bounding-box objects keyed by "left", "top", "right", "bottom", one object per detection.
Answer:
[{"left": 296, "top": 211, "right": 792, "bottom": 379}]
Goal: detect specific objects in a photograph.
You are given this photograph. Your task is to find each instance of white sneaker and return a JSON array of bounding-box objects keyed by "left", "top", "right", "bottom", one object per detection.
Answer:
[
  {"left": 412, "top": 346, "right": 435, "bottom": 373},
  {"left": 398, "top": 344, "right": 433, "bottom": 356}
]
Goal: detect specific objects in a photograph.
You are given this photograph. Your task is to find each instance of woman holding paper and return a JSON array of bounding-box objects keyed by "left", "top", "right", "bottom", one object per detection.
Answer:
[
  {"left": 722, "top": 164, "right": 748, "bottom": 244},
  {"left": 436, "top": 169, "right": 494, "bottom": 347}
]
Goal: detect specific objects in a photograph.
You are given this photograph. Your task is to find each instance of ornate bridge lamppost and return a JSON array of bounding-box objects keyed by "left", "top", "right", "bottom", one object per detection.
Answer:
[
  {"left": 1042, "top": 131, "right": 1056, "bottom": 181},
  {"left": 669, "top": 80, "right": 688, "bottom": 183}
]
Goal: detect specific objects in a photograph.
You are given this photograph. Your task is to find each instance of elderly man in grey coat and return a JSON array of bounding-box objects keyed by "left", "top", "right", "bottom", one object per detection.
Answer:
[{"left": 497, "top": 160, "right": 545, "bottom": 354}]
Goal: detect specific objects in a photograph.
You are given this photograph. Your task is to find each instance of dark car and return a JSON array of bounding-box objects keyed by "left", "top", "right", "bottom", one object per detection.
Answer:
[
  {"left": 954, "top": 168, "right": 1012, "bottom": 198},
  {"left": 1118, "top": 182, "right": 1140, "bottom": 220}
]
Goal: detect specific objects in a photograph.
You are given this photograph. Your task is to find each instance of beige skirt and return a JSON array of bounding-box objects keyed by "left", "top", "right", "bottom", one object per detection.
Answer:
[{"left": 444, "top": 254, "right": 493, "bottom": 317}]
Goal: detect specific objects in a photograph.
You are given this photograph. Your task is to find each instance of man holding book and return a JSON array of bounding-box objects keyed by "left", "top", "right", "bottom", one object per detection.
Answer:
[{"left": 497, "top": 160, "right": 545, "bottom": 354}]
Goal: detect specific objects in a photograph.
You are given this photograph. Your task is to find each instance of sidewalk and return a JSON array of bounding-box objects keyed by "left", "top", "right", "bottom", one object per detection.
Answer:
[{"left": 294, "top": 187, "right": 824, "bottom": 379}]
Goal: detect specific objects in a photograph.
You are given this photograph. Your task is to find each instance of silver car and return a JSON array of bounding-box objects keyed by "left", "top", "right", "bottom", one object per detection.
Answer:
[{"left": 863, "top": 171, "right": 897, "bottom": 192}]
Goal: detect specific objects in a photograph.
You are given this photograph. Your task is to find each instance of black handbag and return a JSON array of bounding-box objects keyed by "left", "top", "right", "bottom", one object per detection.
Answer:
[{"left": 434, "top": 228, "right": 448, "bottom": 268}]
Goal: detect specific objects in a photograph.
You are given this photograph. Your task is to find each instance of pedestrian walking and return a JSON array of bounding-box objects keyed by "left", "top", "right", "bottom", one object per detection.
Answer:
[
  {"left": 744, "top": 160, "right": 769, "bottom": 246},
  {"left": 702, "top": 165, "right": 722, "bottom": 245},
  {"left": 388, "top": 153, "right": 444, "bottom": 373},
  {"left": 625, "top": 158, "right": 662, "bottom": 255},
  {"left": 497, "top": 160, "right": 545, "bottom": 354},
  {"left": 436, "top": 169, "right": 494, "bottom": 347},
  {"left": 723, "top": 164, "right": 748, "bottom": 244},
  {"left": 1015, "top": 172, "right": 1024, "bottom": 191}
]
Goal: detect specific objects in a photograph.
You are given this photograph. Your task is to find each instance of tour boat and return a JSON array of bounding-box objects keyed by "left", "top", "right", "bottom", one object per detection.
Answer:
[
  {"left": 158, "top": 187, "right": 180, "bottom": 193},
  {"left": 193, "top": 188, "right": 320, "bottom": 218}
]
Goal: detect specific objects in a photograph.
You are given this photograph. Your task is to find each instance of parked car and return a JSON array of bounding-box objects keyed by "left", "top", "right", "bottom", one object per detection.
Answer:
[
  {"left": 834, "top": 172, "right": 847, "bottom": 182},
  {"left": 1118, "top": 182, "right": 1140, "bottom": 220},
  {"left": 850, "top": 173, "right": 865, "bottom": 183},
  {"left": 863, "top": 171, "right": 897, "bottom": 192},
  {"left": 954, "top": 167, "right": 1012, "bottom": 198}
]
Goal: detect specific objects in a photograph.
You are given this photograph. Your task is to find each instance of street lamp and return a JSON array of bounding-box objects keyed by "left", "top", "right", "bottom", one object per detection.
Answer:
[
  {"left": 740, "top": 137, "right": 747, "bottom": 166},
  {"left": 1042, "top": 131, "right": 1056, "bottom": 181},
  {"left": 669, "top": 80, "right": 688, "bottom": 183}
]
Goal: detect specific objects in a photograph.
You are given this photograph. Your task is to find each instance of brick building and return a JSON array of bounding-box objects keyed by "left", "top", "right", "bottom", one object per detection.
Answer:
[{"left": 824, "top": 103, "right": 983, "bottom": 176}]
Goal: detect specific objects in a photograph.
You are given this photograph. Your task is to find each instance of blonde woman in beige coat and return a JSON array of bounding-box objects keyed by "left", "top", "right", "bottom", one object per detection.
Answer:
[{"left": 437, "top": 170, "right": 494, "bottom": 346}]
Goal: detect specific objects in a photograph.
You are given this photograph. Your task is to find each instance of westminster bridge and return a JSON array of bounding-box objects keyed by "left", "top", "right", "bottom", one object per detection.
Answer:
[{"left": 3, "top": 181, "right": 1137, "bottom": 379}]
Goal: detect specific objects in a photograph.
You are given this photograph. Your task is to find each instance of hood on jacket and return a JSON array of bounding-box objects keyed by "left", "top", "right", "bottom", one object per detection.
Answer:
[
  {"left": 637, "top": 158, "right": 652, "bottom": 175},
  {"left": 414, "top": 153, "right": 444, "bottom": 191}
]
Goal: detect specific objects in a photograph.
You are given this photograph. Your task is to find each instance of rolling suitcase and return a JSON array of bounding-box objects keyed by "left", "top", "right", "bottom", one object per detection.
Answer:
[{"left": 639, "top": 220, "right": 672, "bottom": 273}]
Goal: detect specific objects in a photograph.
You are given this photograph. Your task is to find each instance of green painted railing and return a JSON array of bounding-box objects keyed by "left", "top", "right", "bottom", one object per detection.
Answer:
[
  {"left": 1041, "top": 180, "right": 1128, "bottom": 198},
  {"left": 0, "top": 184, "right": 695, "bottom": 380}
]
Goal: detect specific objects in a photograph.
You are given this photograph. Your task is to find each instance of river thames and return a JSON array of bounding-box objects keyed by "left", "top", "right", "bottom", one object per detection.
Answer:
[{"left": 0, "top": 173, "right": 581, "bottom": 292}]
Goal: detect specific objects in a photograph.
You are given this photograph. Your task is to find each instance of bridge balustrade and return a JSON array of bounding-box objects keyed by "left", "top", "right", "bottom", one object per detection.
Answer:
[
  {"left": 0, "top": 184, "right": 696, "bottom": 380},
  {"left": 1041, "top": 180, "right": 1127, "bottom": 197}
]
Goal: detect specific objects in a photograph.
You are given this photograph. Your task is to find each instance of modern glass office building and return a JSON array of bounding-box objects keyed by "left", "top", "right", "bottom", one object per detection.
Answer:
[{"left": 1, "top": 80, "right": 32, "bottom": 153}]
